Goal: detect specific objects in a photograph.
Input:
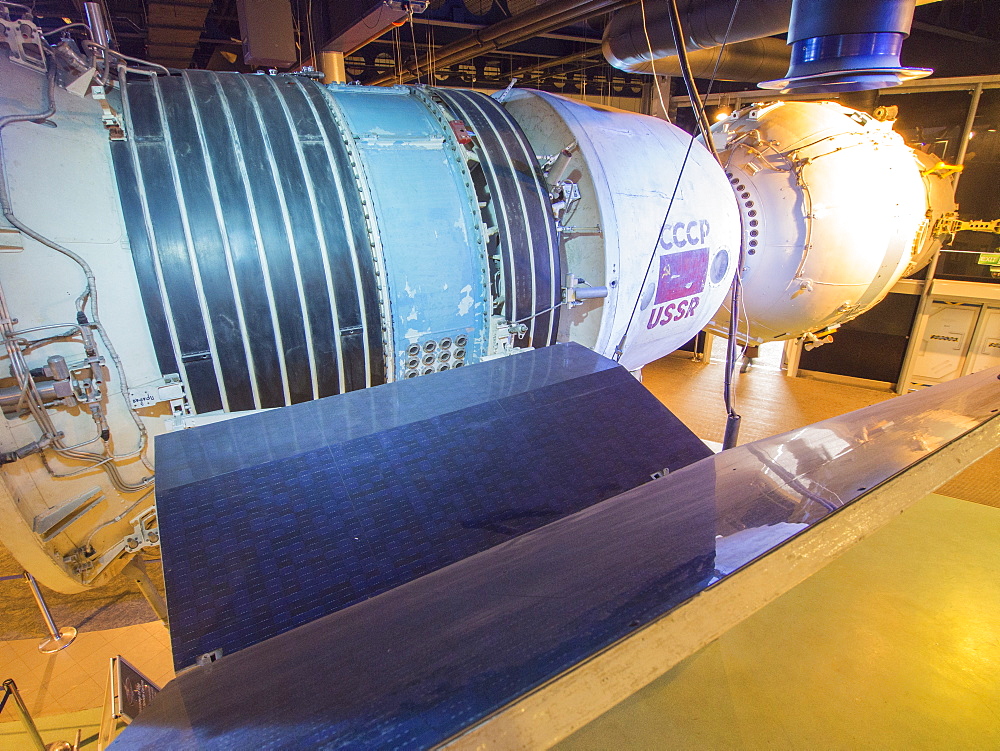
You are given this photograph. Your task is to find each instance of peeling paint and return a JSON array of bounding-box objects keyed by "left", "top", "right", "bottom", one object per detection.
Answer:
[
  {"left": 404, "top": 328, "right": 429, "bottom": 343},
  {"left": 404, "top": 280, "right": 416, "bottom": 298},
  {"left": 458, "top": 284, "right": 474, "bottom": 316},
  {"left": 406, "top": 307, "right": 418, "bottom": 321}
]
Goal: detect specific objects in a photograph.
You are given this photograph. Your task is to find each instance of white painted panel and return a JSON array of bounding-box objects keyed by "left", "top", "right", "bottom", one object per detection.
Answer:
[{"left": 910, "top": 302, "right": 979, "bottom": 383}]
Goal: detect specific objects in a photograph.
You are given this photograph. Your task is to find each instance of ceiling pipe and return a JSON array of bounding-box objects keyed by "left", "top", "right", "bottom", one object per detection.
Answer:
[
  {"left": 625, "top": 36, "right": 789, "bottom": 81},
  {"left": 508, "top": 47, "right": 602, "bottom": 80},
  {"left": 365, "top": 0, "right": 638, "bottom": 86}
]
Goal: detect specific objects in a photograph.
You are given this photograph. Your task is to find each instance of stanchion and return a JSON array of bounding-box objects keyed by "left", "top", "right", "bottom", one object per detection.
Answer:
[
  {"left": 22, "top": 572, "right": 77, "bottom": 654},
  {"left": 0, "top": 678, "right": 73, "bottom": 750}
]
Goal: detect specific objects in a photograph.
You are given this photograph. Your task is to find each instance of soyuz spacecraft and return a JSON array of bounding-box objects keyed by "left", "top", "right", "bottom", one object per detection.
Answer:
[{"left": 0, "top": 4, "right": 955, "bottom": 601}]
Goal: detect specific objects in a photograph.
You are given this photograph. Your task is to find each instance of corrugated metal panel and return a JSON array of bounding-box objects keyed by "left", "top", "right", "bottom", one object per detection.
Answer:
[
  {"left": 112, "top": 71, "right": 387, "bottom": 412},
  {"left": 112, "top": 73, "right": 562, "bottom": 413},
  {"left": 431, "top": 88, "right": 562, "bottom": 347}
]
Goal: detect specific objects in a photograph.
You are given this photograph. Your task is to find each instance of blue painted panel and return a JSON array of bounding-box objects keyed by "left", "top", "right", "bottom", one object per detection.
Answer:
[{"left": 330, "top": 87, "right": 490, "bottom": 376}]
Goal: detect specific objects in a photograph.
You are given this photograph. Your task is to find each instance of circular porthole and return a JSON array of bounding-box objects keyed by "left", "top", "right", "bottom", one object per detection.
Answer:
[{"left": 710, "top": 249, "right": 730, "bottom": 284}]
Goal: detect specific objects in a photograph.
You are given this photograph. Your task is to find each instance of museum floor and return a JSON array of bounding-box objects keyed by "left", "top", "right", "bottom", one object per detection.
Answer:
[{"left": 1, "top": 352, "right": 997, "bottom": 749}]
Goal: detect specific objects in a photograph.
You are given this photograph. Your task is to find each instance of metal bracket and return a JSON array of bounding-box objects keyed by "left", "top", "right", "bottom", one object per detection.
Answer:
[
  {"left": 933, "top": 212, "right": 1000, "bottom": 239},
  {"left": 482, "top": 315, "right": 525, "bottom": 360},
  {"left": 91, "top": 86, "right": 126, "bottom": 141},
  {"left": 32, "top": 487, "right": 104, "bottom": 542},
  {"left": 557, "top": 225, "right": 602, "bottom": 236},
  {"left": 386, "top": 1, "right": 429, "bottom": 12},
  {"left": 563, "top": 273, "right": 609, "bottom": 308},
  {"left": 550, "top": 180, "right": 580, "bottom": 222},
  {"left": 195, "top": 649, "right": 224, "bottom": 666},
  {"left": 0, "top": 15, "right": 46, "bottom": 74},
  {"left": 128, "top": 374, "right": 186, "bottom": 411},
  {"left": 68, "top": 505, "right": 158, "bottom": 583},
  {"left": 124, "top": 507, "right": 159, "bottom": 553}
]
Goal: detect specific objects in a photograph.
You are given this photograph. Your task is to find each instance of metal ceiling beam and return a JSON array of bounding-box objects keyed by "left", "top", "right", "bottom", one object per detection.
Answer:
[
  {"left": 911, "top": 20, "right": 996, "bottom": 44},
  {"left": 410, "top": 16, "right": 601, "bottom": 45},
  {"left": 366, "top": 38, "right": 563, "bottom": 61},
  {"left": 671, "top": 73, "right": 1000, "bottom": 107},
  {"left": 508, "top": 47, "right": 602, "bottom": 78},
  {"left": 365, "top": 0, "right": 637, "bottom": 86}
]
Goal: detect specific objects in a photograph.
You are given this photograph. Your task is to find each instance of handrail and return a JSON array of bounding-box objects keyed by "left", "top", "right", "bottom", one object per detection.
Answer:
[{"left": 0, "top": 679, "right": 49, "bottom": 751}]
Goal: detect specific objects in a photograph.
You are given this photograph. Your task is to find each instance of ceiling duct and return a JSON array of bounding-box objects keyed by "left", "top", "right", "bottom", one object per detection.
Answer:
[
  {"left": 624, "top": 36, "right": 789, "bottom": 81},
  {"left": 602, "top": 0, "right": 792, "bottom": 74},
  {"left": 759, "top": 0, "right": 931, "bottom": 92}
]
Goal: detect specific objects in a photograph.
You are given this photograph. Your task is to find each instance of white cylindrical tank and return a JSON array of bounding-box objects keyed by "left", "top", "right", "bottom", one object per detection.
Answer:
[
  {"left": 706, "top": 101, "right": 931, "bottom": 344},
  {"left": 503, "top": 91, "right": 741, "bottom": 370}
]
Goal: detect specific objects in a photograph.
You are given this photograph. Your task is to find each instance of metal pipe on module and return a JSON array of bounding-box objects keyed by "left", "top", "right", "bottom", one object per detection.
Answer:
[
  {"left": 894, "top": 81, "right": 982, "bottom": 394},
  {"left": 82, "top": 2, "right": 111, "bottom": 48},
  {"left": 366, "top": 0, "right": 637, "bottom": 86},
  {"left": 953, "top": 82, "right": 983, "bottom": 187}
]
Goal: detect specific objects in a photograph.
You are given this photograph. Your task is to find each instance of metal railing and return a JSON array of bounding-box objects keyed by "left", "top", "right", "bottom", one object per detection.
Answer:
[
  {"left": 19, "top": 572, "right": 78, "bottom": 653},
  {"left": 0, "top": 678, "right": 75, "bottom": 751}
]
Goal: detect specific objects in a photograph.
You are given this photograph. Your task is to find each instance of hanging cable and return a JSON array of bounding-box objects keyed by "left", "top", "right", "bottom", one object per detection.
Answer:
[
  {"left": 659, "top": 0, "right": 749, "bottom": 448},
  {"left": 408, "top": 8, "right": 422, "bottom": 85},
  {"left": 306, "top": 0, "right": 316, "bottom": 71},
  {"left": 612, "top": 0, "right": 742, "bottom": 369},
  {"left": 664, "top": 0, "right": 718, "bottom": 158},
  {"left": 708, "top": 2, "right": 748, "bottom": 449},
  {"left": 639, "top": 0, "right": 669, "bottom": 120}
]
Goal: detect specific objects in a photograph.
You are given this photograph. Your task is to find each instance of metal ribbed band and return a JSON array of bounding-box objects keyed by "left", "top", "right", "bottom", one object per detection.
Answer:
[
  {"left": 431, "top": 89, "right": 561, "bottom": 348},
  {"left": 111, "top": 71, "right": 386, "bottom": 413},
  {"left": 791, "top": 32, "right": 905, "bottom": 73}
]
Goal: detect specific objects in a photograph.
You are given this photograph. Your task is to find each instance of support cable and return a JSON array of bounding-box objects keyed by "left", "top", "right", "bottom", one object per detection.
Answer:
[
  {"left": 663, "top": 0, "right": 719, "bottom": 158},
  {"left": 613, "top": 0, "right": 742, "bottom": 378}
]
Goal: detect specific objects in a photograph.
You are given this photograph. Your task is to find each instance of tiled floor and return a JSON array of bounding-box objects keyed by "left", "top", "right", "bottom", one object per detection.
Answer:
[{"left": 0, "top": 621, "right": 173, "bottom": 718}]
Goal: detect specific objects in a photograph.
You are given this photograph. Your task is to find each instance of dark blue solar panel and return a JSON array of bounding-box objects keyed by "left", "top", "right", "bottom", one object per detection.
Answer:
[
  {"left": 155, "top": 343, "right": 712, "bottom": 670},
  {"left": 119, "top": 366, "right": 1000, "bottom": 751}
]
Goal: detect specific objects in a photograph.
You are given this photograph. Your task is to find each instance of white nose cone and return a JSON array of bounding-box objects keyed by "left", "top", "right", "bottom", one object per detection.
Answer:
[
  {"left": 502, "top": 90, "right": 741, "bottom": 370},
  {"left": 707, "top": 101, "right": 930, "bottom": 344}
]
